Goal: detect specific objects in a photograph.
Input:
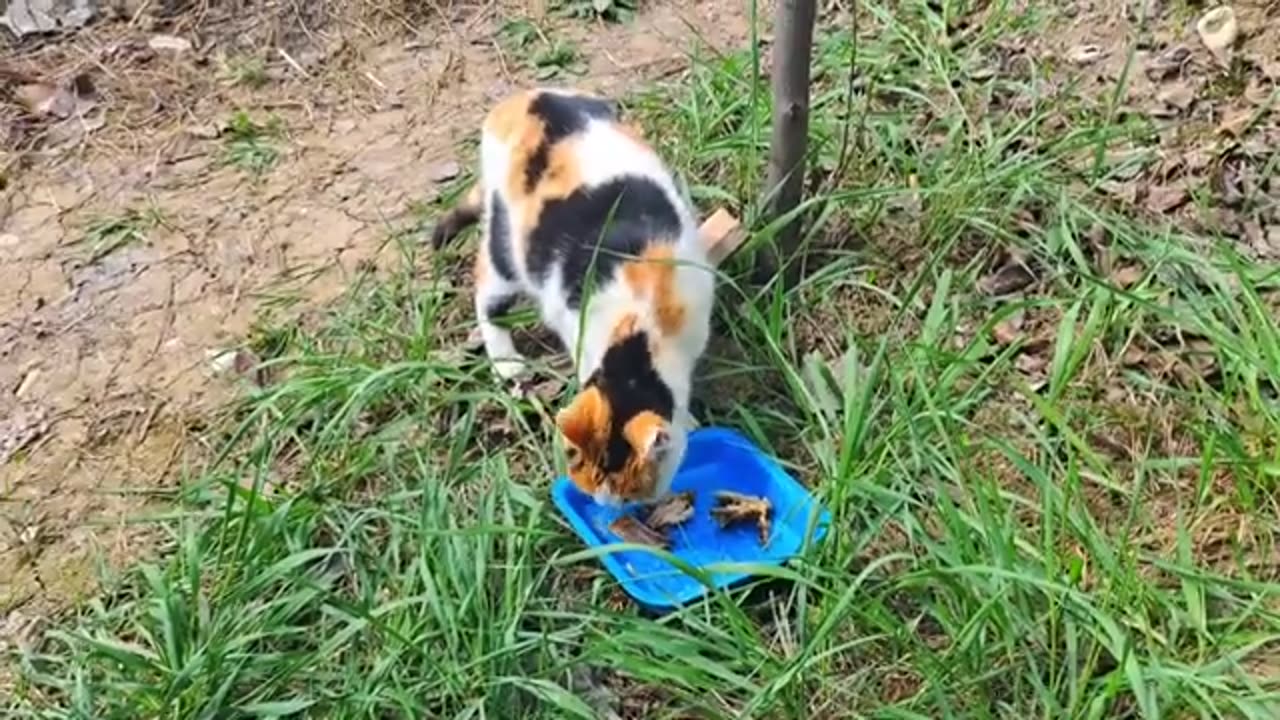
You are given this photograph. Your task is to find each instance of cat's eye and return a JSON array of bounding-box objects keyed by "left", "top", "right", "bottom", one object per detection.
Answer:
[{"left": 565, "top": 446, "right": 583, "bottom": 469}]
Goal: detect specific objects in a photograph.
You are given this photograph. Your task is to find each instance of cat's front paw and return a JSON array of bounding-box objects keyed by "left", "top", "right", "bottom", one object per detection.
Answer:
[
  {"left": 510, "top": 377, "right": 536, "bottom": 401},
  {"left": 491, "top": 358, "right": 527, "bottom": 382}
]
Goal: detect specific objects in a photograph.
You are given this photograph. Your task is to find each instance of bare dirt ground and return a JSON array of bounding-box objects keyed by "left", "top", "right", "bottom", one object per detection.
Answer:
[{"left": 0, "top": 0, "right": 750, "bottom": 629}]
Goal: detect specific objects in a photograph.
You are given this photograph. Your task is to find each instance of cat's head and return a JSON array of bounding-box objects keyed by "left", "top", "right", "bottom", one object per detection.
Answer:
[{"left": 555, "top": 331, "right": 686, "bottom": 506}]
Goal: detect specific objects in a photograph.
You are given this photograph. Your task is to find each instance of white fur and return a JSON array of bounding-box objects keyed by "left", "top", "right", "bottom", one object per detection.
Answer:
[{"left": 472, "top": 90, "right": 715, "bottom": 498}]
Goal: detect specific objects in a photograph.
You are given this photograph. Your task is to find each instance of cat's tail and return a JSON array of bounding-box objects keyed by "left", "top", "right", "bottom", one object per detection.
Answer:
[{"left": 429, "top": 182, "right": 483, "bottom": 249}]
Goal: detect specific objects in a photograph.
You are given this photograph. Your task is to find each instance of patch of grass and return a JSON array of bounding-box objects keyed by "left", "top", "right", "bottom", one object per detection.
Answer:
[
  {"left": 7, "top": 1, "right": 1280, "bottom": 718},
  {"left": 533, "top": 41, "right": 585, "bottom": 80},
  {"left": 499, "top": 16, "right": 542, "bottom": 49},
  {"left": 221, "top": 55, "right": 270, "bottom": 89},
  {"left": 499, "top": 18, "right": 586, "bottom": 80},
  {"left": 80, "top": 207, "right": 165, "bottom": 262},
  {"left": 222, "top": 111, "right": 284, "bottom": 175}
]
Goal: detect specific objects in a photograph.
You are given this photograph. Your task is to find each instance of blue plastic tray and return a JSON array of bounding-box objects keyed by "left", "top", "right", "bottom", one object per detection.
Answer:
[{"left": 551, "top": 427, "right": 830, "bottom": 612}]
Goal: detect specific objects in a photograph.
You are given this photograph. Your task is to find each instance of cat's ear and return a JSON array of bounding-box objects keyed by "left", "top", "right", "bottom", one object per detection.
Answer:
[
  {"left": 623, "top": 411, "right": 672, "bottom": 464},
  {"left": 556, "top": 387, "right": 608, "bottom": 450}
]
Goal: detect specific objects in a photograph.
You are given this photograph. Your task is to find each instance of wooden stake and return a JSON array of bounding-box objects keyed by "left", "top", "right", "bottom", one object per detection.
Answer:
[
  {"left": 757, "top": 0, "right": 817, "bottom": 283},
  {"left": 699, "top": 207, "right": 748, "bottom": 266}
]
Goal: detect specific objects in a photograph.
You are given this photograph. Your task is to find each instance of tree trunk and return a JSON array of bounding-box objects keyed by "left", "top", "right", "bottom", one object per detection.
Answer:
[{"left": 756, "top": 0, "right": 817, "bottom": 284}]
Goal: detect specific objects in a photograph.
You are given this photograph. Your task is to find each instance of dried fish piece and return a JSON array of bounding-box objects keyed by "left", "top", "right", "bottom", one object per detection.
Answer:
[
  {"left": 643, "top": 491, "right": 695, "bottom": 529},
  {"left": 711, "top": 491, "right": 772, "bottom": 546},
  {"left": 608, "top": 516, "right": 670, "bottom": 548}
]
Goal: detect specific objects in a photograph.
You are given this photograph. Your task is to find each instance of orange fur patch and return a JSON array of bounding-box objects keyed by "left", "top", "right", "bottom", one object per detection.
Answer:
[
  {"left": 473, "top": 245, "right": 489, "bottom": 285},
  {"left": 621, "top": 245, "right": 687, "bottom": 336},
  {"left": 612, "top": 411, "right": 666, "bottom": 498},
  {"left": 609, "top": 312, "right": 639, "bottom": 345},
  {"left": 557, "top": 386, "right": 613, "bottom": 495},
  {"left": 540, "top": 139, "right": 584, "bottom": 202},
  {"left": 557, "top": 385, "right": 610, "bottom": 447},
  {"left": 510, "top": 137, "right": 585, "bottom": 244},
  {"left": 483, "top": 90, "right": 552, "bottom": 232},
  {"left": 484, "top": 91, "right": 607, "bottom": 274},
  {"left": 482, "top": 91, "right": 535, "bottom": 143},
  {"left": 460, "top": 182, "right": 483, "bottom": 214},
  {"left": 622, "top": 411, "right": 665, "bottom": 454}
]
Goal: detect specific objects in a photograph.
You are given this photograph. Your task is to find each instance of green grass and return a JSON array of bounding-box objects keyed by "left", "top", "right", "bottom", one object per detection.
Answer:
[
  {"left": 6, "top": 1, "right": 1280, "bottom": 717},
  {"left": 222, "top": 111, "right": 284, "bottom": 175},
  {"left": 499, "top": 18, "right": 586, "bottom": 81},
  {"left": 81, "top": 207, "right": 165, "bottom": 263},
  {"left": 221, "top": 55, "right": 271, "bottom": 89}
]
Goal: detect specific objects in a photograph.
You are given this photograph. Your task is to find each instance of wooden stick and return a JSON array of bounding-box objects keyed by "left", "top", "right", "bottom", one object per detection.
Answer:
[
  {"left": 758, "top": 0, "right": 817, "bottom": 283},
  {"left": 699, "top": 207, "right": 747, "bottom": 267}
]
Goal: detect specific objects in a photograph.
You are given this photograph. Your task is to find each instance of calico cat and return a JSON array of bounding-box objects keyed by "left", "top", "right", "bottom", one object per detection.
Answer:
[{"left": 431, "top": 88, "right": 715, "bottom": 506}]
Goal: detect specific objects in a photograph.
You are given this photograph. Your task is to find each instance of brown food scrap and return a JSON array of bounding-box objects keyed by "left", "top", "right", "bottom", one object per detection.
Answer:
[
  {"left": 608, "top": 516, "right": 670, "bottom": 548},
  {"left": 643, "top": 491, "right": 695, "bottom": 529},
  {"left": 711, "top": 491, "right": 772, "bottom": 546}
]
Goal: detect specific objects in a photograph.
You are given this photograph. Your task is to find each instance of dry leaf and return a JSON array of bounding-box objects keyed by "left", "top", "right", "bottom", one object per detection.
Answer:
[
  {"left": 644, "top": 491, "right": 695, "bottom": 529},
  {"left": 1180, "top": 147, "right": 1213, "bottom": 174},
  {"left": 0, "top": 406, "right": 50, "bottom": 466},
  {"left": 1100, "top": 180, "right": 1139, "bottom": 204},
  {"left": 979, "top": 255, "right": 1037, "bottom": 296},
  {"left": 1146, "top": 184, "right": 1189, "bottom": 213},
  {"left": 1122, "top": 344, "right": 1149, "bottom": 367},
  {"left": 1084, "top": 223, "right": 1109, "bottom": 260},
  {"left": 1068, "top": 44, "right": 1106, "bottom": 66},
  {"left": 1196, "top": 7, "right": 1238, "bottom": 64},
  {"left": 1215, "top": 158, "right": 1254, "bottom": 208},
  {"left": 608, "top": 516, "right": 669, "bottom": 548},
  {"left": 1216, "top": 108, "right": 1253, "bottom": 137},
  {"left": 711, "top": 491, "right": 772, "bottom": 546},
  {"left": 1110, "top": 264, "right": 1145, "bottom": 289},
  {"left": 1155, "top": 82, "right": 1196, "bottom": 114},
  {"left": 1144, "top": 45, "right": 1191, "bottom": 81},
  {"left": 1264, "top": 225, "right": 1280, "bottom": 258},
  {"left": 15, "top": 82, "right": 74, "bottom": 118},
  {"left": 14, "top": 73, "right": 97, "bottom": 121},
  {"left": 1015, "top": 351, "right": 1048, "bottom": 376},
  {"left": 186, "top": 123, "right": 224, "bottom": 140},
  {"left": 1182, "top": 337, "right": 1219, "bottom": 380},
  {"left": 1089, "top": 431, "right": 1134, "bottom": 461},
  {"left": 1241, "top": 220, "right": 1268, "bottom": 256},
  {"left": 1243, "top": 78, "right": 1272, "bottom": 107},
  {"left": 992, "top": 311, "right": 1025, "bottom": 346},
  {"left": 527, "top": 377, "right": 565, "bottom": 403}
]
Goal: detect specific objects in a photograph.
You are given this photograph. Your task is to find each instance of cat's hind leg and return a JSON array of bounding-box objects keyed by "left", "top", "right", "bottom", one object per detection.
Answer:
[{"left": 473, "top": 243, "right": 527, "bottom": 382}]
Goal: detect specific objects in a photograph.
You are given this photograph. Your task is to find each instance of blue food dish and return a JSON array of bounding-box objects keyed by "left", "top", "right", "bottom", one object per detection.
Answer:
[{"left": 551, "top": 427, "right": 830, "bottom": 612}]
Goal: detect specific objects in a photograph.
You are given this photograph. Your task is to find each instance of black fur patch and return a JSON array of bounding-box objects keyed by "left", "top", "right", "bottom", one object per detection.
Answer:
[
  {"left": 586, "top": 331, "right": 674, "bottom": 473},
  {"left": 484, "top": 295, "right": 518, "bottom": 321},
  {"left": 488, "top": 192, "right": 517, "bottom": 281},
  {"left": 523, "top": 92, "right": 616, "bottom": 192},
  {"left": 430, "top": 205, "right": 479, "bottom": 248},
  {"left": 526, "top": 175, "right": 682, "bottom": 308}
]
